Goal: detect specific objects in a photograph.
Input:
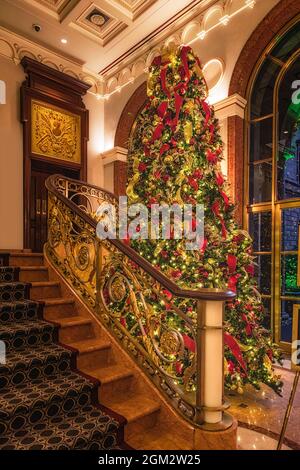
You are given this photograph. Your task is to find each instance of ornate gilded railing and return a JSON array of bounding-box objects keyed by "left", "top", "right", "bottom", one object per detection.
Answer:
[{"left": 45, "top": 174, "right": 235, "bottom": 430}]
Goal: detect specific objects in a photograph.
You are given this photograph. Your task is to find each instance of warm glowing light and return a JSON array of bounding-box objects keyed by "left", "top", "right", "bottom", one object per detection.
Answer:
[
  {"left": 61, "top": 38, "right": 68, "bottom": 44},
  {"left": 197, "top": 30, "right": 206, "bottom": 40},
  {"left": 246, "top": 0, "right": 256, "bottom": 8},
  {"left": 219, "top": 15, "right": 230, "bottom": 25}
]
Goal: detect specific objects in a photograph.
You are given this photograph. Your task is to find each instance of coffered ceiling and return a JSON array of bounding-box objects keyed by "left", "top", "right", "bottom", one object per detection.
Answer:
[{"left": 0, "top": 0, "right": 200, "bottom": 73}]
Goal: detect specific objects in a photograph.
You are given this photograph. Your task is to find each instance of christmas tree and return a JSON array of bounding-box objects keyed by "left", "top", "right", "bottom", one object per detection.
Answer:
[{"left": 126, "top": 44, "right": 282, "bottom": 394}]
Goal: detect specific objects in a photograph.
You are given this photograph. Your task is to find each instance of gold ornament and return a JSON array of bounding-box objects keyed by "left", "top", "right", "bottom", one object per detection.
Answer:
[
  {"left": 164, "top": 155, "right": 173, "bottom": 164},
  {"left": 147, "top": 73, "right": 157, "bottom": 96},
  {"left": 161, "top": 42, "right": 178, "bottom": 63},
  {"left": 175, "top": 187, "right": 184, "bottom": 205},
  {"left": 160, "top": 330, "right": 180, "bottom": 356},
  {"left": 184, "top": 121, "right": 193, "bottom": 144},
  {"left": 126, "top": 173, "right": 140, "bottom": 202}
]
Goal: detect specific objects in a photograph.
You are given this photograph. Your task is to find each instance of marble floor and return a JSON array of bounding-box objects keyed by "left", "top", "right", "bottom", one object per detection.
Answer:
[{"left": 227, "top": 366, "right": 299, "bottom": 450}]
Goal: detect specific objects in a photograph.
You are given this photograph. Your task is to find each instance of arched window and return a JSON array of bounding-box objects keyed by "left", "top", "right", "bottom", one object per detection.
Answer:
[{"left": 247, "top": 18, "right": 300, "bottom": 350}]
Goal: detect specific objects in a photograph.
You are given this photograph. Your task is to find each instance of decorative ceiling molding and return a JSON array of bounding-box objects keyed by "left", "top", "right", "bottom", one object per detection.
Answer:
[
  {"left": 23, "top": 0, "right": 77, "bottom": 20},
  {"left": 100, "top": 0, "right": 256, "bottom": 97},
  {"left": 70, "top": 3, "right": 127, "bottom": 46},
  {"left": 23, "top": 0, "right": 157, "bottom": 44},
  {"left": 0, "top": 25, "right": 104, "bottom": 95}
]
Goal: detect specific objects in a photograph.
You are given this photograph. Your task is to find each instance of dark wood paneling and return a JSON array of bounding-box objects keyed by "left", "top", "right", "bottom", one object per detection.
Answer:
[{"left": 20, "top": 57, "right": 91, "bottom": 251}]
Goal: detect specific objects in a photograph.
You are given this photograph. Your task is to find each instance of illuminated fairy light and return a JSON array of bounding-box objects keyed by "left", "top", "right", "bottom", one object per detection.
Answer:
[
  {"left": 219, "top": 15, "right": 230, "bottom": 26},
  {"left": 197, "top": 30, "right": 206, "bottom": 40},
  {"left": 246, "top": 0, "right": 256, "bottom": 8},
  {"left": 88, "top": 0, "right": 256, "bottom": 101}
]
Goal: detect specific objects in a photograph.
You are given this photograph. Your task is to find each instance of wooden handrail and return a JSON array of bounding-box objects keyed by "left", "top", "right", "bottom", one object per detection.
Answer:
[{"left": 46, "top": 174, "right": 235, "bottom": 302}]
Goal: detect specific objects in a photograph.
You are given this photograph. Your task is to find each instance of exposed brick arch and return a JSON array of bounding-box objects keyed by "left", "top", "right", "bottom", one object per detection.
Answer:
[
  {"left": 114, "top": 81, "right": 147, "bottom": 148},
  {"left": 228, "top": 0, "right": 300, "bottom": 224}
]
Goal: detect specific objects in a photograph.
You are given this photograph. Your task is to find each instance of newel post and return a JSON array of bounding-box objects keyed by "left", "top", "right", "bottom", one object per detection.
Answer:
[{"left": 196, "top": 299, "right": 233, "bottom": 430}]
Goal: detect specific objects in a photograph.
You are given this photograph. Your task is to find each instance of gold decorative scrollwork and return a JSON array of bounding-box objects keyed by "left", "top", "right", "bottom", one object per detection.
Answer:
[
  {"left": 45, "top": 175, "right": 199, "bottom": 423},
  {"left": 31, "top": 100, "right": 81, "bottom": 163}
]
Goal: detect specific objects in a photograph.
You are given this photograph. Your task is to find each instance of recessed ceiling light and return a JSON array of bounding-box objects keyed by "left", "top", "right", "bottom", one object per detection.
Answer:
[{"left": 61, "top": 38, "right": 67, "bottom": 44}]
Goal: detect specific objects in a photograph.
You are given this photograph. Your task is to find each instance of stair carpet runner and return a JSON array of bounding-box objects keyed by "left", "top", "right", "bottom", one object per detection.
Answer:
[{"left": 0, "top": 265, "right": 126, "bottom": 450}]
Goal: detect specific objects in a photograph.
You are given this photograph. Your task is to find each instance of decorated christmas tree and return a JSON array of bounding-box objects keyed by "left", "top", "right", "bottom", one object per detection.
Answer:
[{"left": 126, "top": 44, "right": 282, "bottom": 394}]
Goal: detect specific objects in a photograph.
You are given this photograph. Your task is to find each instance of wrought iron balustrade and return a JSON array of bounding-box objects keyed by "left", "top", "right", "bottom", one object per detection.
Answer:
[{"left": 45, "top": 174, "right": 235, "bottom": 430}]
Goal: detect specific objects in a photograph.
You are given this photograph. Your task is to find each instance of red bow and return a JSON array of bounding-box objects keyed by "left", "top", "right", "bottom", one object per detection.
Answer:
[
  {"left": 224, "top": 332, "right": 247, "bottom": 373},
  {"left": 227, "top": 254, "right": 237, "bottom": 273},
  {"left": 157, "top": 101, "right": 168, "bottom": 118},
  {"left": 180, "top": 46, "right": 191, "bottom": 81},
  {"left": 160, "top": 143, "right": 170, "bottom": 156},
  {"left": 182, "top": 334, "right": 196, "bottom": 353}
]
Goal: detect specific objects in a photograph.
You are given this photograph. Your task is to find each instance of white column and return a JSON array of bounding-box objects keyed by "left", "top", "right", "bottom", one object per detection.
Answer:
[
  {"left": 100, "top": 146, "right": 127, "bottom": 193},
  {"left": 202, "top": 300, "right": 224, "bottom": 424}
]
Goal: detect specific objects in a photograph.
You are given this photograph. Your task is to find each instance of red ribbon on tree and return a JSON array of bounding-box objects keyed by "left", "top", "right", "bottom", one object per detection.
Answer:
[
  {"left": 220, "top": 219, "right": 227, "bottom": 239},
  {"left": 138, "top": 162, "right": 147, "bottom": 172},
  {"left": 206, "top": 150, "right": 218, "bottom": 164},
  {"left": 200, "top": 238, "right": 208, "bottom": 253},
  {"left": 151, "top": 123, "right": 164, "bottom": 142},
  {"left": 242, "top": 314, "right": 253, "bottom": 336},
  {"left": 211, "top": 200, "right": 220, "bottom": 217},
  {"left": 157, "top": 101, "right": 168, "bottom": 118},
  {"left": 160, "top": 143, "right": 170, "bottom": 156},
  {"left": 201, "top": 100, "right": 211, "bottom": 126},
  {"left": 182, "top": 334, "right": 196, "bottom": 353},
  {"left": 215, "top": 172, "right": 224, "bottom": 186},
  {"left": 212, "top": 200, "right": 227, "bottom": 239},
  {"left": 228, "top": 275, "right": 238, "bottom": 291},
  {"left": 220, "top": 190, "right": 230, "bottom": 209},
  {"left": 209, "top": 124, "right": 215, "bottom": 142},
  {"left": 180, "top": 46, "right": 191, "bottom": 81},
  {"left": 224, "top": 332, "right": 247, "bottom": 373},
  {"left": 173, "top": 92, "right": 184, "bottom": 127},
  {"left": 245, "top": 264, "right": 255, "bottom": 276},
  {"left": 227, "top": 254, "right": 237, "bottom": 273}
]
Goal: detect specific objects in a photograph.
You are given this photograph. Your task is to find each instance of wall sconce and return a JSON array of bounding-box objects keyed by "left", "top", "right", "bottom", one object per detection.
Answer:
[{"left": 0, "top": 80, "right": 6, "bottom": 104}]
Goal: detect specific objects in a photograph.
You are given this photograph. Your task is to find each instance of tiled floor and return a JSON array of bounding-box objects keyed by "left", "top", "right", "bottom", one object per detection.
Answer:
[
  {"left": 237, "top": 427, "right": 290, "bottom": 450},
  {"left": 228, "top": 366, "right": 300, "bottom": 450}
]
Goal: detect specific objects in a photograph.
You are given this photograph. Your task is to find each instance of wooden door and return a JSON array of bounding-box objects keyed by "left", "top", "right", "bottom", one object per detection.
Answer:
[{"left": 29, "top": 162, "right": 79, "bottom": 252}]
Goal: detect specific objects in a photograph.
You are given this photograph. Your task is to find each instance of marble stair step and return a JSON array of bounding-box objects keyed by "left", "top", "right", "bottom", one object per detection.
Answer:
[
  {"left": 19, "top": 266, "right": 49, "bottom": 282},
  {"left": 56, "top": 316, "right": 94, "bottom": 343},
  {"left": 30, "top": 281, "right": 61, "bottom": 300},
  {"left": 42, "top": 297, "right": 77, "bottom": 319},
  {"left": 128, "top": 425, "right": 191, "bottom": 450},
  {"left": 9, "top": 253, "right": 44, "bottom": 267},
  {"left": 103, "top": 393, "right": 161, "bottom": 441},
  {"left": 69, "top": 338, "right": 112, "bottom": 370},
  {"left": 90, "top": 364, "right": 135, "bottom": 403}
]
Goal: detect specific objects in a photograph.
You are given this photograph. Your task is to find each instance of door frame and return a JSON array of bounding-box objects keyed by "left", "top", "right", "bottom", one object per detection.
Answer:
[
  {"left": 20, "top": 57, "right": 90, "bottom": 251},
  {"left": 245, "top": 44, "right": 300, "bottom": 351}
]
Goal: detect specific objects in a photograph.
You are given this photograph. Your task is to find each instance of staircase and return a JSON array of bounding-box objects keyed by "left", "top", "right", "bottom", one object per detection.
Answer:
[{"left": 0, "top": 251, "right": 191, "bottom": 450}]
